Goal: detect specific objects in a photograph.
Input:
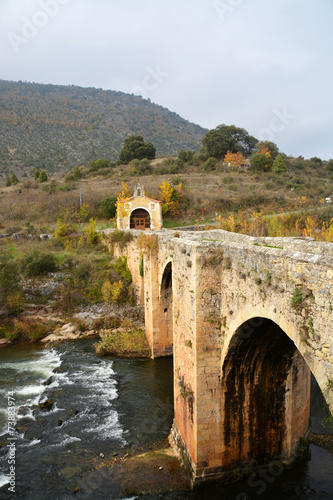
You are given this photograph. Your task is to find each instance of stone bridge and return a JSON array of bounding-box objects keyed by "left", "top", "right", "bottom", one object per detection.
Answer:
[{"left": 104, "top": 228, "right": 333, "bottom": 484}]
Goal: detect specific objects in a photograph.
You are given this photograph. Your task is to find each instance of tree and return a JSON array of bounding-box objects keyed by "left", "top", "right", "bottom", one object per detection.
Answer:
[
  {"left": 10, "top": 173, "right": 19, "bottom": 185},
  {"left": 256, "top": 141, "right": 279, "bottom": 159},
  {"left": 39, "top": 170, "right": 48, "bottom": 183},
  {"left": 6, "top": 177, "right": 11, "bottom": 187},
  {"left": 178, "top": 149, "right": 188, "bottom": 162},
  {"left": 158, "top": 181, "right": 185, "bottom": 218},
  {"left": 273, "top": 154, "right": 287, "bottom": 173},
  {"left": 310, "top": 156, "right": 322, "bottom": 166},
  {"left": 250, "top": 148, "right": 273, "bottom": 172},
  {"left": 34, "top": 169, "right": 40, "bottom": 181},
  {"left": 327, "top": 159, "right": 333, "bottom": 172},
  {"left": 119, "top": 135, "right": 156, "bottom": 163},
  {"left": 116, "top": 182, "right": 131, "bottom": 219},
  {"left": 202, "top": 124, "right": 257, "bottom": 160},
  {"left": 72, "top": 165, "right": 83, "bottom": 180},
  {"left": 178, "top": 149, "right": 195, "bottom": 163},
  {"left": 100, "top": 196, "right": 117, "bottom": 219},
  {"left": 224, "top": 151, "right": 245, "bottom": 168}
]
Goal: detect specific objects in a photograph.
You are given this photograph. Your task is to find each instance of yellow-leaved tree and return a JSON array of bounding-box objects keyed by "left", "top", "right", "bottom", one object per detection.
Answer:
[
  {"left": 116, "top": 182, "right": 131, "bottom": 220},
  {"left": 159, "top": 181, "right": 174, "bottom": 215},
  {"left": 158, "top": 181, "right": 184, "bottom": 218},
  {"left": 224, "top": 150, "right": 245, "bottom": 168}
]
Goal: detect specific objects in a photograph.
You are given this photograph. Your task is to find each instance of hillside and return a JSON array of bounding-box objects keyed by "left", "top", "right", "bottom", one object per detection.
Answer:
[
  {"left": 0, "top": 80, "right": 207, "bottom": 177},
  {"left": 0, "top": 151, "right": 332, "bottom": 229}
]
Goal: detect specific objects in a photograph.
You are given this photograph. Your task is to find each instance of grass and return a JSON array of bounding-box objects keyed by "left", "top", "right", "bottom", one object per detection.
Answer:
[
  {"left": 291, "top": 286, "right": 305, "bottom": 309},
  {"left": 95, "top": 322, "right": 151, "bottom": 357}
]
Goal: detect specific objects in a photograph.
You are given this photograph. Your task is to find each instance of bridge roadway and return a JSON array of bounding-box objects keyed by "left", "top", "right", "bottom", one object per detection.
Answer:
[{"left": 104, "top": 228, "right": 333, "bottom": 484}]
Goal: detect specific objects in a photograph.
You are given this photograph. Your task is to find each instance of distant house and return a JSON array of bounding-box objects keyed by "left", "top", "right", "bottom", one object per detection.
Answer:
[
  {"left": 240, "top": 159, "right": 251, "bottom": 169},
  {"left": 223, "top": 158, "right": 251, "bottom": 169},
  {"left": 116, "top": 183, "right": 163, "bottom": 231}
]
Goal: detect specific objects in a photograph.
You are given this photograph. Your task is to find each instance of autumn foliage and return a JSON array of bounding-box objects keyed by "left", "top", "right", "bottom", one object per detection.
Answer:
[
  {"left": 158, "top": 181, "right": 186, "bottom": 218},
  {"left": 224, "top": 151, "right": 245, "bottom": 168},
  {"left": 217, "top": 211, "right": 333, "bottom": 242}
]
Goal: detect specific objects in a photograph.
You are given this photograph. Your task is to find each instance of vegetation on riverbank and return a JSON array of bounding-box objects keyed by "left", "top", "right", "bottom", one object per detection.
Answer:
[
  {"left": 0, "top": 223, "right": 137, "bottom": 344},
  {"left": 95, "top": 320, "right": 150, "bottom": 357}
]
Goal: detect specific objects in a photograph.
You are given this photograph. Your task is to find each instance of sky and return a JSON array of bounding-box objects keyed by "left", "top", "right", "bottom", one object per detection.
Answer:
[{"left": 0, "top": 0, "right": 332, "bottom": 160}]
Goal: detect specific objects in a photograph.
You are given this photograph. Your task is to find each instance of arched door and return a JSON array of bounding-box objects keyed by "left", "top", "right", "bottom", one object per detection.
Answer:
[{"left": 130, "top": 208, "right": 150, "bottom": 230}]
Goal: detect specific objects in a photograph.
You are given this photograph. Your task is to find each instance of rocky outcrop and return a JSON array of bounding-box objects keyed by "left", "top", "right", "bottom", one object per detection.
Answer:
[
  {"left": 41, "top": 323, "right": 99, "bottom": 344},
  {"left": 0, "top": 338, "right": 11, "bottom": 347}
]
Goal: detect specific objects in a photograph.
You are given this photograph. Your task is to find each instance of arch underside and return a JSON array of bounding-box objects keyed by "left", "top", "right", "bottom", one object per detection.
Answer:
[
  {"left": 221, "top": 318, "right": 311, "bottom": 468},
  {"left": 158, "top": 262, "right": 173, "bottom": 356}
]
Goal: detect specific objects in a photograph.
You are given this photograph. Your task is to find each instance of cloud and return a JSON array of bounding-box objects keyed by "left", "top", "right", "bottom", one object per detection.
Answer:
[{"left": 0, "top": 0, "right": 332, "bottom": 159}]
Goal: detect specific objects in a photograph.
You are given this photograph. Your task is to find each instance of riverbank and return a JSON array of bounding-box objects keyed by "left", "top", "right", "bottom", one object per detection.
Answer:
[
  {"left": 88, "top": 438, "right": 191, "bottom": 497},
  {"left": 309, "top": 433, "right": 333, "bottom": 455},
  {"left": 85, "top": 433, "right": 333, "bottom": 498},
  {"left": 0, "top": 295, "right": 147, "bottom": 357}
]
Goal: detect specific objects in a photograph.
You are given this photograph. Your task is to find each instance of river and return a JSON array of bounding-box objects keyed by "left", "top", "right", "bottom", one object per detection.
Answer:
[{"left": 0, "top": 339, "right": 332, "bottom": 499}]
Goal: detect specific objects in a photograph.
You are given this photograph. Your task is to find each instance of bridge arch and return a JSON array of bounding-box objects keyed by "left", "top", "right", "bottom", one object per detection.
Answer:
[
  {"left": 158, "top": 261, "right": 173, "bottom": 354},
  {"left": 221, "top": 316, "right": 310, "bottom": 467},
  {"left": 224, "top": 303, "right": 329, "bottom": 406}
]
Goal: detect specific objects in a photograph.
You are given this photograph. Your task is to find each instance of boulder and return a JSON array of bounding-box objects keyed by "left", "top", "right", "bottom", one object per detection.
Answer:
[
  {"left": 39, "top": 399, "right": 53, "bottom": 411},
  {"left": 40, "top": 234, "right": 52, "bottom": 241},
  {"left": 0, "top": 338, "right": 11, "bottom": 347}
]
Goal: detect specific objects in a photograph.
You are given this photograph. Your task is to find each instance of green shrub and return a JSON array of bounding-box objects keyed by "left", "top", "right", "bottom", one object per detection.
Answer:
[
  {"left": 114, "top": 256, "right": 132, "bottom": 284},
  {"left": 139, "top": 255, "right": 144, "bottom": 277},
  {"left": 6, "top": 291, "right": 24, "bottom": 315},
  {"left": 21, "top": 250, "right": 57, "bottom": 277},
  {"left": 84, "top": 218, "right": 100, "bottom": 245},
  {"left": 291, "top": 286, "right": 304, "bottom": 309},
  {"left": 203, "top": 157, "right": 217, "bottom": 172},
  {"left": 72, "top": 165, "right": 83, "bottom": 180},
  {"left": 10, "top": 173, "right": 19, "bottom": 185},
  {"left": 108, "top": 230, "right": 134, "bottom": 250},
  {"left": 102, "top": 279, "right": 124, "bottom": 303},
  {"left": 58, "top": 184, "right": 75, "bottom": 191},
  {"left": 39, "top": 170, "right": 48, "bottom": 183},
  {"left": 100, "top": 197, "right": 117, "bottom": 219},
  {"left": 223, "top": 176, "right": 233, "bottom": 184},
  {"left": 74, "top": 261, "right": 92, "bottom": 283},
  {"left": 0, "top": 251, "right": 20, "bottom": 298},
  {"left": 95, "top": 325, "right": 150, "bottom": 357}
]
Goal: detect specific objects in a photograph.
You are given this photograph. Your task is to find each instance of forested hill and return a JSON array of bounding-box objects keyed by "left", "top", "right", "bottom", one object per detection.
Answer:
[{"left": 0, "top": 80, "right": 207, "bottom": 175}]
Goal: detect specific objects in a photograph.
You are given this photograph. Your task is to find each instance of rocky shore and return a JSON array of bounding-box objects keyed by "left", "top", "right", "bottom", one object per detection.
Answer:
[{"left": 0, "top": 271, "right": 146, "bottom": 355}]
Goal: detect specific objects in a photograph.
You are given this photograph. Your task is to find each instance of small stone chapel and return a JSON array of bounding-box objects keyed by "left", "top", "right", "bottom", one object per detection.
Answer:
[{"left": 116, "top": 183, "right": 163, "bottom": 231}]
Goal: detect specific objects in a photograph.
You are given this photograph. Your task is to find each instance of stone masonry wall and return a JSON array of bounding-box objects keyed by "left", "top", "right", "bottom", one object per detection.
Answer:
[{"left": 103, "top": 228, "right": 333, "bottom": 482}]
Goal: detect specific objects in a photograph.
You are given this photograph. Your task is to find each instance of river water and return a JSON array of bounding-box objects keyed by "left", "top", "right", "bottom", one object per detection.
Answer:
[{"left": 0, "top": 339, "right": 332, "bottom": 499}]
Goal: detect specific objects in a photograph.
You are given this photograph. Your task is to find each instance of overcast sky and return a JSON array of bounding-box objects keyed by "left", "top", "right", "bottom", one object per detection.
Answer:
[{"left": 1, "top": 0, "right": 332, "bottom": 160}]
